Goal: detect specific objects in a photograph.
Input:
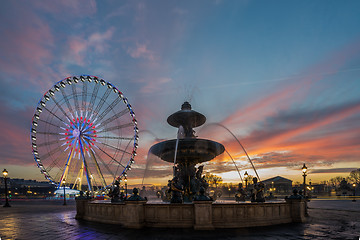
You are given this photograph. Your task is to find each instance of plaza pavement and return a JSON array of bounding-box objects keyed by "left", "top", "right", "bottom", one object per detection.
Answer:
[{"left": 0, "top": 198, "right": 359, "bottom": 240}]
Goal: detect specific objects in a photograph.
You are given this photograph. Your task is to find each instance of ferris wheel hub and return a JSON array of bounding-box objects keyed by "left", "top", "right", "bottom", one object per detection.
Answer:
[{"left": 73, "top": 129, "right": 81, "bottom": 138}]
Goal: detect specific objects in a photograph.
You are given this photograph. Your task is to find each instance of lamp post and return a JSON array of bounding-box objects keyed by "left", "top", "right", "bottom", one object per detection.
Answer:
[
  {"left": 302, "top": 164, "right": 307, "bottom": 197},
  {"left": 352, "top": 183, "right": 356, "bottom": 202},
  {"left": 2, "top": 169, "right": 11, "bottom": 207},
  {"left": 124, "top": 177, "right": 128, "bottom": 199},
  {"left": 62, "top": 179, "right": 66, "bottom": 205},
  {"left": 244, "top": 171, "right": 248, "bottom": 190}
]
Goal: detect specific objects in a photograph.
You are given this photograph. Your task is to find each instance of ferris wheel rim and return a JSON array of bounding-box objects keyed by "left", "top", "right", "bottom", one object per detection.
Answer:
[{"left": 30, "top": 75, "right": 138, "bottom": 190}]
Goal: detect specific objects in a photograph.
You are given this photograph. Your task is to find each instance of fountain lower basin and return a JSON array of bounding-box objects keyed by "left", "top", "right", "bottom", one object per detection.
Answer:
[{"left": 76, "top": 198, "right": 306, "bottom": 229}]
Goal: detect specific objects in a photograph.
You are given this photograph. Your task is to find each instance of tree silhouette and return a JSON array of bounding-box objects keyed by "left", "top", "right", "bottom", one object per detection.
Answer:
[
  {"left": 204, "top": 173, "right": 223, "bottom": 188},
  {"left": 348, "top": 168, "right": 360, "bottom": 184}
]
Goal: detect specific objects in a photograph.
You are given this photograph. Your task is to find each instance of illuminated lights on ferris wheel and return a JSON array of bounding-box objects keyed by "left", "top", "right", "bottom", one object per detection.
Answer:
[{"left": 30, "top": 75, "right": 138, "bottom": 191}]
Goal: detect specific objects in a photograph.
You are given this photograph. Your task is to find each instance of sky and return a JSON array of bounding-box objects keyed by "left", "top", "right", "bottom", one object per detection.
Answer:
[{"left": 0, "top": 0, "right": 359, "bottom": 186}]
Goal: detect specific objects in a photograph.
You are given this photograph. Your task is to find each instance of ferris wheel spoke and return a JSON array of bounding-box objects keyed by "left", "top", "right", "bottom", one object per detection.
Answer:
[
  {"left": 87, "top": 83, "right": 100, "bottom": 118},
  {"left": 60, "top": 87, "right": 75, "bottom": 117},
  {"left": 50, "top": 96, "right": 72, "bottom": 124},
  {"left": 119, "top": 139, "right": 132, "bottom": 165},
  {"left": 112, "top": 139, "right": 132, "bottom": 181},
  {"left": 95, "top": 145, "right": 127, "bottom": 168},
  {"left": 95, "top": 97, "right": 121, "bottom": 124},
  {"left": 92, "top": 88, "right": 112, "bottom": 119},
  {"left": 92, "top": 149, "right": 116, "bottom": 178},
  {"left": 92, "top": 178, "right": 99, "bottom": 188},
  {"left": 37, "top": 118, "right": 62, "bottom": 129},
  {"left": 82, "top": 137, "right": 116, "bottom": 178},
  {"left": 86, "top": 135, "right": 134, "bottom": 141},
  {"left": 42, "top": 106, "right": 68, "bottom": 126},
  {"left": 53, "top": 170, "right": 62, "bottom": 183},
  {"left": 86, "top": 141, "right": 107, "bottom": 187},
  {"left": 71, "top": 83, "right": 81, "bottom": 114},
  {"left": 36, "top": 131, "right": 63, "bottom": 136},
  {"left": 95, "top": 140, "right": 132, "bottom": 156},
  {"left": 82, "top": 80, "right": 87, "bottom": 113},
  {"left": 37, "top": 139, "right": 60, "bottom": 148},
  {"left": 100, "top": 109, "right": 129, "bottom": 127},
  {"left": 97, "top": 122, "right": 134, "bottom": 134},
  {"left": 46, "top": 149, "right": 69, "bottom": 172},
  {"left": 41, "top": 144, "right": 64, "bottom": 161}
]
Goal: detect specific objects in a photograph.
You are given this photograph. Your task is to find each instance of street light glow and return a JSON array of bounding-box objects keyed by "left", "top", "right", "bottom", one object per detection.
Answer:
[{"left": 302, "top": 164, "right": 307, "bottom": 174}]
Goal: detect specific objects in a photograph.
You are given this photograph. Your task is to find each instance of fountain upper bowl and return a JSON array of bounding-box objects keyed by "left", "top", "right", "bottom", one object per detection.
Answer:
[{"left": 148, "top": 138, "right": 225, "bottom": 164}]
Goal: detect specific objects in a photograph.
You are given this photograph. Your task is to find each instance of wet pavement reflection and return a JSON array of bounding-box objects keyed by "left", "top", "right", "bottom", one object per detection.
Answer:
[{"left": 0, "top": 199, "right": 359, "bottom": 240}]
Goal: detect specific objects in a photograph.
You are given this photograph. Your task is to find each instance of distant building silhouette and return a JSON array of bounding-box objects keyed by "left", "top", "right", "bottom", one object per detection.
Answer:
[
  {"left": 262, "top": 176, "right": 292, "bottom": 194},
  {"left": 0, "top": 177, "right": 55, "bottom": 197}
]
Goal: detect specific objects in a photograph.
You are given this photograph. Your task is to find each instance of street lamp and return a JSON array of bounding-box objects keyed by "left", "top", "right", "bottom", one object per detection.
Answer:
[
  {"left": 302, "top": 164, "right": 307, "bottom": 197},
  {"left": 2, "top": 169, "right": 11, "bottom": 207},
  {"left": 244, "top": 171, "right": 249, "bottom": 190},
  {"left": 352, "top": 183, "right": 356, "bottom": 202},
  {"left": 62, "top": 179, "right": 66, "bottom": 205}
]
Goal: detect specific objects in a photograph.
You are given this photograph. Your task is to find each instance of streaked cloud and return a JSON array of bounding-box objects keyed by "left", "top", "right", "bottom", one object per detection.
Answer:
[{"left": 310, "top": 168, "right": 358, "bottom": 174}]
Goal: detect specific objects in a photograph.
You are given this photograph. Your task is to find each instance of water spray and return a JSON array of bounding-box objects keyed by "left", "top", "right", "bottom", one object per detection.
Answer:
[
  {"left": 202, "top": 123, "right": 261, "bottom": 181},
  {"left": 225, "top": 149, "right": 243, "bottom": 182}
]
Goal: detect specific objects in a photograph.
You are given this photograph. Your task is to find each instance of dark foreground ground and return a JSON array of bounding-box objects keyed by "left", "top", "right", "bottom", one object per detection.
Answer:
[{"left": 0, "top": 198, "right": 359, "bottom": 240}]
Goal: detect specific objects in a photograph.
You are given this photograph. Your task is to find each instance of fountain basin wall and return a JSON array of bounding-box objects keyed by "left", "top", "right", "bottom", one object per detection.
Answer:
[{"left": 76, "top": 199, "right": 306, "bottom": 229}]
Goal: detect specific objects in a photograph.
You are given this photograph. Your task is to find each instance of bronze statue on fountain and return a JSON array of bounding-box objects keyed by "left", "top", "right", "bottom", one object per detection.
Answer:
[{"left": 149, "top": 102, "right": 225, "bottom": 202}]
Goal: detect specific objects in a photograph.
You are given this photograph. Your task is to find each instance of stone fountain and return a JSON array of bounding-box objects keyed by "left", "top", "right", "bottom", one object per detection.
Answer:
[
  {"left": 149, "top": 101, "right": 224, "bottom": 202},
  {"left": 76, "top": 102, "right": 307, "bottom": 229}
]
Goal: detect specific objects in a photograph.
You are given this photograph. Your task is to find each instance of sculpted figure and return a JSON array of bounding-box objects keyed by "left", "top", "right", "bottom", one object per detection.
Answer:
[
  {"left": 194, "top": 186, "right": 212, "bottom": 201},
  {"left": 109, "top": 180, "right": 121, "bottom": 202},
  {"left": 196, "top": 165, "right": 204, "bottom": 180},
  {"left": 235, "top": 183, "right": 246, "bottom": 202},
  {"left": 126, "top": 188, "right": 145, "bottom": 201},
  {"left": 252, "top": 178, "right": 265, "bottom": 202},
  {"left": 169, "top": 177, "right": 183, "bottom": 203}
]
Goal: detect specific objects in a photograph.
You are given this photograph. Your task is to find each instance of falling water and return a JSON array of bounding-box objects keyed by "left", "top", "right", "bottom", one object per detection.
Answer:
[
  {"left": 224, "top": 149, "right": 243, "bottom": 182},
  {"left": 201, "top": 123, "right": 261, "bottom": 181},
  {"left": 173, "top": 125, "right": 184, "bottom": 176},
  {"left": 140, "top": 130, "right": 162, "bottom": 186},
  {"left": 173, "top": 138, "right": 179, "bottom": 176}
]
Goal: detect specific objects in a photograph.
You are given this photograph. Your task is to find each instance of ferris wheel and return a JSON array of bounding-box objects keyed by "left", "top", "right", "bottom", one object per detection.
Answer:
[{"left": 30, "top": 75, "right": 138, "bottom": 192}]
